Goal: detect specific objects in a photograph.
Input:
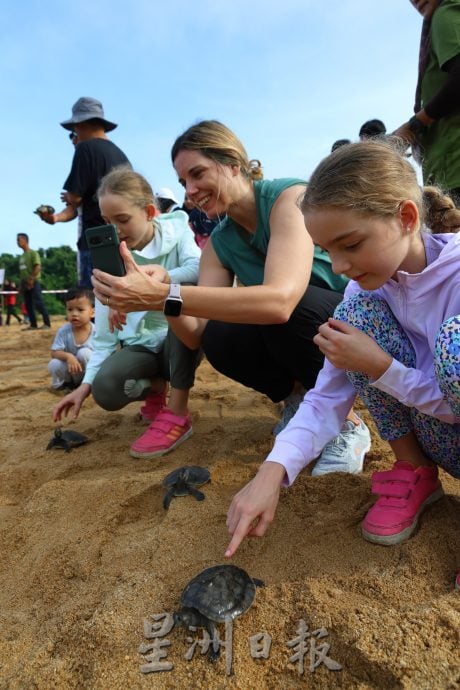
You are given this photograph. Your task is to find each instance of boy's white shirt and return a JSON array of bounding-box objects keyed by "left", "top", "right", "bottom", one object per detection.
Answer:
[{"left": 51, "top": 321, "right": 95, "bottom": 354}]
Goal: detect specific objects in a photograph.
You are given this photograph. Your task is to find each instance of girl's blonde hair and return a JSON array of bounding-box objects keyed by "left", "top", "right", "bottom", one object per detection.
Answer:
[
  {"left": 422, "top": 186, "right": 460, "bottom": 233},
  {"left": 171, "top": 120, "right": 263, "bottom": 181},
  {"left": 97, "top": 165, "right": 158, "bottom": 211},
  {"left": 300, "top": 140, "right": 423, "bottom": 220}
]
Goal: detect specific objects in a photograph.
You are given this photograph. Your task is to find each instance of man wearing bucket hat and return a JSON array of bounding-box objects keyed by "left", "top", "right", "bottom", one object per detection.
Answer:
[
  {"left": 156, "top": 187, "right": 181, "bottom": 214},
  {"left": 37, "top": 97, "right": 131, "bottom": 288}
]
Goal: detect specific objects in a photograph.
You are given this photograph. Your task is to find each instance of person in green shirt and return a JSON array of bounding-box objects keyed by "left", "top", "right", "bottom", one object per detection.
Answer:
[
  {"left": 17, "top": 233, "right": 51, "bottom": 330},
  {"left": 394, "top": 0, "right": 460, "bottom": 202}
]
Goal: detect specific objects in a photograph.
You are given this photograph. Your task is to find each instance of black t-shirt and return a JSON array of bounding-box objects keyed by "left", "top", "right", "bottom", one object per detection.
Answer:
[{"left": 63, "top": 138, "right": 131, "bottom": 249}]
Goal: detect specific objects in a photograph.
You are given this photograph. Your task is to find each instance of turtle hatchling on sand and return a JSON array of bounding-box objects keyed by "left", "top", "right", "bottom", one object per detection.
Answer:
[
  {"left": 174, "top": 564, "right": 264, "bottom": 662},
  {"left": 46, "top": 427, "right": 89, "bottom": 452},
  {"left": 161, "top": 465, "right": 210, "bottom": 509}
]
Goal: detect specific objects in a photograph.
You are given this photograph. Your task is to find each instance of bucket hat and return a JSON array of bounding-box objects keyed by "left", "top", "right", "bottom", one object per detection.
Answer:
[
  {"left": 60, "top": 97, "right": 117, "bottom": 132},
  {"left": 156, "top": 187, "right": 179, "bottom": 204}
]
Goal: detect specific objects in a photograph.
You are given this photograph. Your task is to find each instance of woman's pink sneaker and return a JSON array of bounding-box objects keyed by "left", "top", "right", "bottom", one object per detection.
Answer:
[
  {"left": 139, "top": 388, "right": 167, "bottom": 423},
  {"left": 361, "top": 460, "right": 444, "bottom": 545},
  {"left": 130, "top": 408, "right": 192, "bottom": 459}
]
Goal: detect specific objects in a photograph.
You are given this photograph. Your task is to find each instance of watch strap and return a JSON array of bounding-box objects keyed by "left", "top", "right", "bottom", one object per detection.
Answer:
[{"left": 168, "top": 283, "right": 181, "bottom": 299}]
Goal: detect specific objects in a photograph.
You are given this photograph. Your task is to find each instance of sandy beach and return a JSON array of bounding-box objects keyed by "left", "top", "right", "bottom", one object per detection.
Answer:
[{"left": 0, "top": 317, "right": 459, "bottom": 690}]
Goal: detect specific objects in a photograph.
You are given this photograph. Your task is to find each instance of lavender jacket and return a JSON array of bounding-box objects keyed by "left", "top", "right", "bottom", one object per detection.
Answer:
[{"left": 267, "top": 232, "right": 460, "bottom": 485}]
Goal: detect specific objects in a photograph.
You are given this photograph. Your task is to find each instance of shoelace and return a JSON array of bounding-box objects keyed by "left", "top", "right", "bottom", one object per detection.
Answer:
[
  {"left": 322, "top": 434, "right": 349, "bottom": 457},
  {"left": 321, "top": 422, "right": 358, "bottom": 457}
]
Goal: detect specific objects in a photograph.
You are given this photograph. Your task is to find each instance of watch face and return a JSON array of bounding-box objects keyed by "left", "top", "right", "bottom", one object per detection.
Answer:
[{"left": 164, "top": 297, "right": 182, "bottom": 317}]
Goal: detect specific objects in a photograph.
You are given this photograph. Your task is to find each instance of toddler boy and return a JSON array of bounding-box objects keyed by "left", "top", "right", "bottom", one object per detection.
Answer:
[{"left": 48, "top": 287, "right": 95, "bottom": 391}]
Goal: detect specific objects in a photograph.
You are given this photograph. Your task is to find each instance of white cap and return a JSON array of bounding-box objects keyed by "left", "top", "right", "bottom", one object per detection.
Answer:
[{"left": 156, "top": 187, "right": 179, "bottom": 204}]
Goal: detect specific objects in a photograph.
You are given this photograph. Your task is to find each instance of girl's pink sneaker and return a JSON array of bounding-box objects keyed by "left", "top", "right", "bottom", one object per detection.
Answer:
[
  {"left": 361, "top": 460, "right": 444, "bottom": 546},
  {"left": 139, "top": 388, "right": 167, "bottom": 422},
  {"left": 130, "top": 408, "right": 192, "bottom": 459}
]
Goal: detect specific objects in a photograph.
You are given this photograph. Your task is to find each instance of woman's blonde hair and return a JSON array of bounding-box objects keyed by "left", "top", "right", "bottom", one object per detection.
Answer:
[
  {"left": 97, "top": 165, "right": 158, "bottom": 211},
  {"left": 171, "top": 120, "right": 263, "bottom": 181},
  {"left": 300, "top": 140, "right": 423, "bottom": 220},
  {"left": 422, "top": 186, "right": 460, "bottom": 233}
]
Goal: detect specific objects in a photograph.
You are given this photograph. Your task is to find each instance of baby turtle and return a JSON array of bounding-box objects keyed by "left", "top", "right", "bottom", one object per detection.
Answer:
[
  {"left": 174, "top": 564, "right": 264, "bottom": 662},
  {"left": 46, "top": 427, "right": 89, "bottom": 452},
  {"left": 162, "top": 465, "right": 210, "bottom": 509},
  {"left": 34, "top": 204, "right": 55, "bottom": 216}
]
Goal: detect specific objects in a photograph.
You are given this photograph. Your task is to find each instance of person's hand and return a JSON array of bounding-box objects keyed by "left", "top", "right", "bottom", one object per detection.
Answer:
[
  {"left": 41, "top": 212, "right": 56, "bottom": 224},
  {"left": 37, "top": 210, "right": 56, "bottom": 224},
  {"left": 108, "top": 307, "right": 127, "bottom": 333},
  {"left": 91, "top": 241, "right": 169, "bottom": 313},
  {"left": 66, "top": 354, "right": 82, "bottom": 375},
  {"left": 314, "top": 318, "right": 392, "bottom": 379},
  {"left": 225, "top": 461, "right": 286, "bottom": 558},
  {"left": 52, "top": 384, "right": 91, "bottom": 422},
  {"left": 34, "top": 204, "right": 56, "bottom": 224},
  {"left": 140, "top": 263, "right": 171, "bottom": 284}
]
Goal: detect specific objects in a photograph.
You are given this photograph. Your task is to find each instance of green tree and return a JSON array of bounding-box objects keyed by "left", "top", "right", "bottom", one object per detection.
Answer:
[
  {"left": 0, "top": 253, "right": 19, "bottom": 284},
  {"left": 40, "top": 245, "right": 78, "bottom": 313}
]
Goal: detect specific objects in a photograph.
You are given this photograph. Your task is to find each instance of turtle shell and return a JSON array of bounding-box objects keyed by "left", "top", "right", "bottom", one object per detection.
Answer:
[
  {"left": 162, "top": 465, "right": 210, "bottom": 489},
  {"left": 47, "top": 428, "right": 89, "bottom": 450},
  {"left": 34, "top": 204, "right": 55, "bottom": 215},
  {"left": 180, "top": 564, "right": 257, "bottom": 622},
  {"left": 60, "top": 430, "right": 89, "bottom": 445}
]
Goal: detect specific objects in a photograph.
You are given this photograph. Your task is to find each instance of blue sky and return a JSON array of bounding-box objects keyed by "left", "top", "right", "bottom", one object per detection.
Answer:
[{"left": 1, "top": 0, "right": 422, "bottom": 257}]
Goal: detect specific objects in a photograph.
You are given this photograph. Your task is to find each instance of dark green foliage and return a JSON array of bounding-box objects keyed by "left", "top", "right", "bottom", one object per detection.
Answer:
[
  {"left": 0, "top": 246, "right": 78, "bottom": 315},
  {"left": 39, "top": 246, "right": 78, "bottom": 287},
  {"left": 0, "top": 253, "right": 19, "bottom": 284}
]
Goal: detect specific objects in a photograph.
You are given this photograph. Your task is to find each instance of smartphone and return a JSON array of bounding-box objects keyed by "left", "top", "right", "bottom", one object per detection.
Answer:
[{"left": 85, "top": 224, "right": 126, "bottom": 277}]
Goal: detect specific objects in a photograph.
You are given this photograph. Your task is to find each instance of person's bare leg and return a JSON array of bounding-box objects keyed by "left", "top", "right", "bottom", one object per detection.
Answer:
[
  {"left": 343, "top": 412, "right": 435, "bottom": 467},
  {"left": 168, "top": 388, "right": 189, "bottom": 417},
  {"left": 388, "top": 431, "right": 434, "bottom": 467},
  {"left": 149, "top": 378, "right": 168, "bottom": 395},
  {"left": 346, "top": 408, "right": 361, "bottom": 425},
  {"left": 291, "top": 381, "right": 305, "bottom": 395}
]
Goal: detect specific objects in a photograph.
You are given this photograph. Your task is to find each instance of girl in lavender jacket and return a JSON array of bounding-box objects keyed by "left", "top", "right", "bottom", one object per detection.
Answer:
[{"left": 226, "top": 141, "right": 460, "bottom": 590}]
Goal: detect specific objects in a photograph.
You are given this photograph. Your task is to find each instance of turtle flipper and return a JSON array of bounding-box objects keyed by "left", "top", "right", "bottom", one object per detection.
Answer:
[
  {"left": 253, "top": 578, "right": 265, "bottom": 588},
  {"left": 205, "top": 620, "right": 220, "bottom": 662},
  {"left": 189, "top": 488, "right": 205, "bottom": 502},
  {"left": 163, "top": 490, "right": 174, "bottom": 510}
]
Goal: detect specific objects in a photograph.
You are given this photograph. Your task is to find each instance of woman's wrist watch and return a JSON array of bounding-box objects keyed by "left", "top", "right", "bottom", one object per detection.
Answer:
[{"left": 163, "top": 283, "right": 183, "bottom": 316}]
